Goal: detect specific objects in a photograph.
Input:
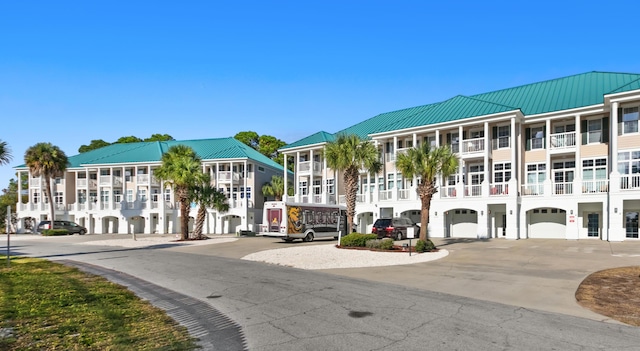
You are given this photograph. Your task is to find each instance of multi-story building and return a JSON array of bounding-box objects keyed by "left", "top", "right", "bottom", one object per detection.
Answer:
[
  {"left": 280, "top": 71, "right": 640, "bottom": 241},
  {"left": 15, "top": 137, "right": 287, "bottom": 234}
]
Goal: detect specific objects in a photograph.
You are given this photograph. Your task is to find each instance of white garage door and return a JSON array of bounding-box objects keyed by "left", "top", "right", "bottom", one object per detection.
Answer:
[
  {"left": 529, "top": 209, "right": 566, "bottom": 239},
  {"left": 451, "top": 210, "right": 478, "bottom": 238}
]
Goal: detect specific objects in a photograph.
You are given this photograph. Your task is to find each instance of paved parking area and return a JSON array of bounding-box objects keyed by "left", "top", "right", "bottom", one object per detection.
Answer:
[{"left": 181, "top": 236, "right": 640, "bottom": 321}]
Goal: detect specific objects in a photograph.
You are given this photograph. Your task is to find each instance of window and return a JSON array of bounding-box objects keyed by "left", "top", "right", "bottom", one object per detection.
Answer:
[
  {"left": 618, "top": 150, "right": 640, "bottom": 189},
  {"left": 424, "top": 135, "right": 437, "bottom": 147},
  {"left": 246, "top": 187, "right": 252, "bottom": 199},
  {"left": 528, "top": 126, "right": 544, "bottom": 150},
  {"left": 33, "top": 192, "right": 40, "bottom": 204},
  {"left": 387, "top": 174, "right": 394, "bottom": 189},
  {"left": 100, "top": 190, "right": 109, "bottom": 204},
  {"left": 164, "top": 188, "right": 171, "bottom": 201},
  {"left": 100, "top": 169, "right": 110, "bottom": 176},
  {"left": 126, "top": 189, "right": 134, "bottom": 202},
  {"left": 527, "top": 163, "right": 546, "bottom": 184},
  {"left": 55, "top": 177, "right": 62, "bottom": 184},
  {"left": 313, "top": 180, "right": 321, "bottom": 195},
  {"left": 494, "top": 125, "right": 510, "bottom": 149},
  {"left": 258, "top": 166, "right": 265, "bottom": 173},
  {"left": 299, "top": 181, "right": 308, "bottom": 195},
  {"left": 582, "top": 158, "right": 607, "bottom": 181},
  {"left": 325, "top": 179, "right": 335, "bottom": 194},
  {"left": 622, "top": 107, "right": 639, "bottom": 134},
  {"left": 553, "top": 160, "right": 575, "bottom": 183},
  {"left": 493, "top": 162, "right": 511, "bottom": 183},
  {"left": 113, "top": 189, "right": 122, "bottom": 203},
  {"left": 469, "top": 130, "right": 484, "bottom": 139},
  {"left": 137, "top": 189, "right": 147, "bottom": 202},
  {"left": 379, "top": 177, "right": 385, "bottom": 190},
  {"left": 55, "top": 192, "right": 64, "bottom": 204},
  {"left": 469, "top": 164, "right": 484, "bottom": 185},
  {"left": 588, "top": 213, "right": 600, "bottom": 237},
  {"left": 587, "top": 119, "right": 602, "bottom": 144},
  {"left": 448, "top": 133, "right": 459, "bottom": 153},
  {"left": 396, "top": 173, "right": 404, "bottom": 189}
]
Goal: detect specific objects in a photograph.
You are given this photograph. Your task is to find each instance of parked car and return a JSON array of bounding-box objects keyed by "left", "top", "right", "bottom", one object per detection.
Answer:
[
  {"left": 36, "top": 220, "right": 87, "bottom": 235},
  {"left": 372, "top": 217, "right": 420, "bottom": 240}
]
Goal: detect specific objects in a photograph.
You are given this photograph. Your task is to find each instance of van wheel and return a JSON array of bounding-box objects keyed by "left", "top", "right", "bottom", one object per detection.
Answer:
[
  {"left": 396, "top": 231, "right": 403, "bottom": 240},
  {"left": 303, "top": 233, "right": 314, "bottom": 242},
  {"left": 79, "top": 229, "right": 86, "bottom": 235}
]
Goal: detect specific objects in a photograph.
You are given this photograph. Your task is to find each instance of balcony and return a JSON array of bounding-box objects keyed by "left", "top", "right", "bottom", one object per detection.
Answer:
[
  {"left": 29, "top": 178, "right": 40, "bottom": 187},
  {"left": 379, "top": 190, "right": 392, "bottom": 201},
  {"left": 137, "top": 174, "right": 149, "bottom": 184},
  {"left": 440, "top": 186, "right": 457, "bottom": 198},
  {"left": 217, "top": 171, "right": 242, "bottom": 183},
  {"left": 550, "top": 132, "right": 576, "bottom": 150},
  {"left": 521, "top": 184, "right": 544, "bottom": 196},
  {"left": 77, "top": 178, "right": 87, "bottom": 187},
  {"left": 465, "top": 185, "right": 482, "bottom": 197},
  {"left": 298, "top": 161, "right": 322, "bottom": 175},
  {"left": 398, "top": 189, "right": 410, "bottom": 200},
  {"left": 620, "top": 175, "right": 640, "bottom": 190},
  {"left": 582, "top": 180, "right": 609, "bottom": 194},
  {"left": 99, "top": 175, "right": 111, "bottom": 185},
  {"left": 553, "top": 182, "right": 573, "bottom": 195},
  {"left": 489, "top": 183, "right": 509, "bottom": 196},
  {"left": 461, "top": 138, "right": 485, "bottom": 154}
]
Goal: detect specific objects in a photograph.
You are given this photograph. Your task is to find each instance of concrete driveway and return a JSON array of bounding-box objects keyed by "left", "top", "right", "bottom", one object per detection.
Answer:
[{"left": 180, "top": 236, "right": 640, "bottom": 322}]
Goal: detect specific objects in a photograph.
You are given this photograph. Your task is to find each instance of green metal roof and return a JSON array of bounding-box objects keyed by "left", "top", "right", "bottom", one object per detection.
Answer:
[
  {"left": 471, "top": 71, "right": 640, "bottom": 115},
  {"left": 283, "top": 71, "right": 640, "bottom": 149},
  {"left": 16, "top": 137, "right": 286, "bottom": 171},
  {"left": 281, "top": 131, "right": 335, "bottom": 150},
  {"left": 372, "top": 95, "right": 517, "bottom": 133}
]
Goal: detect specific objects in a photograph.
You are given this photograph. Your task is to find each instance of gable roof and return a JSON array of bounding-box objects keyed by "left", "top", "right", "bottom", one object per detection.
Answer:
[
  {"left": 16, "top": 137, "right": 285, "bottom": 171},
  {"left": 282, "top": 71, "right": 640, "bottom": 149},
  {"left": 281, "top": 131, "right": 335, "bottom": 150}
]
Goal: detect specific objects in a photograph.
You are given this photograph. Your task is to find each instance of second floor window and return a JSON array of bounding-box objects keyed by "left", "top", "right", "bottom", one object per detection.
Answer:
[
  {"left": 526, "top": 163, "right": 546, "bottom": 184},
  {"left": 299, "top": 181, "right": 308, "bottom": 195},
  {"left": 325, "top": 179, "right": 335, "bottom": 194},
  {"left": 527, "top": 126, "right": 545, "bottom": 150},
  {"left": 622, "top": 107, "right": 639, "bottom": 134}
]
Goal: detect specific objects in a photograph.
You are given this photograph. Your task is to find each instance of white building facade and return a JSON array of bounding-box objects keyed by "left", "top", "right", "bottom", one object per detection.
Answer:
[
  {"left": 15, "top": 138, "right": 287, "bottom": 235},
  {"left": 280, "top": 72, "right": 640, "bottom": 241}
]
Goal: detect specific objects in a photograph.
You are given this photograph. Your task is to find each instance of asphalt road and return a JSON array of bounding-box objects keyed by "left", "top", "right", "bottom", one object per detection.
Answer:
[{"left": 6, "top": 236, "right": 640, "bottom": 350}]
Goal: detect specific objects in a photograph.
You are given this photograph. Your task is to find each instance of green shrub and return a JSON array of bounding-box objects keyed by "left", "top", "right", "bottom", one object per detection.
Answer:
[
  {"left": 379, "top": 238, "right": 394, "bottom": 250},
  {"left": 340, "top": 233, "right": 377, "bottom": 247},
  {"left": 415, "top": 239, "right": 435, "bottom": 252},
  {"left": 41, "top": 229, "right": 69, "bottom": 236}
]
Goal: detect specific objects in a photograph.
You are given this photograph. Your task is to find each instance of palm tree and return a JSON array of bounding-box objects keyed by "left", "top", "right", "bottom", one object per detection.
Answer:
[
  {"left": 261, "top": 175, "right": 292, "bottom": 201},
  {"left": 0, "top": 140, "right": 12, "bottom": 166},
  {"left": 324, "top": 134, "right": 381, "bottom": 233},
  {"left": 154, "top": 145, "right": 206, "bottom": 240},
  {"left": 191, "top": 175, "right": 229, "bottom": 239},
  {"left": 24, "top": 143, "right": 69, "bottom": 226},
  {"left": 396, "top": 143, "right": 459, "bottom": 241}
]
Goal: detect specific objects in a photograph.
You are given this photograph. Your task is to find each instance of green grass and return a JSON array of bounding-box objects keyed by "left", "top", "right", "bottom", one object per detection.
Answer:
[{"left": 0, "top": 256, "right": 198, "bottom": 350}]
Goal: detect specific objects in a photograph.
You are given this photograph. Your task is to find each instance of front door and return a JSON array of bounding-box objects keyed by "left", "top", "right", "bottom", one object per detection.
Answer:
[{"left": 587, "top": 213, "right": 599, "bottom": 238}]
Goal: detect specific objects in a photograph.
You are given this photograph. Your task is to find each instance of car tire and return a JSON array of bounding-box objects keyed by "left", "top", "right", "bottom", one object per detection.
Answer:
[
  {"left": 79, "top": 229, "right": 86, "bottom": 235},
  {"left": 396, "top": 231, "right": 403, "bottom": 240},
  {"left": 303, "top": 233, "right": 314, "bottom": 242}
]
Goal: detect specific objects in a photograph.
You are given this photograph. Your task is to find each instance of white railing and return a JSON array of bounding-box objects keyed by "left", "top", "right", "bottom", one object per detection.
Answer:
[
  {"left": 217, "top": 171, "right": 241, "bottom": 182},
  {"left": 582, "top": 180, "right": 608, "bottom": 193},
  {"left": 462, "top": 138, "right": 485, "bottom": 154},
  {"left": 491, "top": 137, "right": 510, "bottom": 150},
  {"left": 328, "top": 194, "right": 337, "bottom": 204},
  {"left": 113, "top": 176, "right": 123, "bottom": 186},
  {"left": 137, "top": 174, "right": 149, "bottom": 184},
  {"left": 490, "top": 183, "right": 509, "bottom": 196},
  {"left": 550, "top": 132, "right": 576, "bottom": 149},
  {"left": 151, "top": 176, "right": 160, "bottom": 186},
  {"left": 620, "top": 175, "right": 640, "bottom": 190},
  {"left": 379, "top": 190, "right": 392, "bottom": 201},
  {"left": 313, "top": 195, "right": 322, "bottom": 203},
  {"left": 553, "top": 182, "right": 573, "bottom": 195},
  {"left": 99, "top": 175, "right": 111, "bottom": 185},
  {"left": 440, "top": 186, "right": 457, "bottom": 198},
  {"left": 521, "top": 184, "right": 544, "bottom": 196},
  {"left": 89, "top": 180, "right": 97, "bottom": 189},
  {"left": 19, "top": 203, "right": 27, "bottom": 211},
  {"left": 396, "top": 148, "right": 410, "bottom": 157},
  {"left": 29, "top": 178, "right": 40, "bottom": 187},
  {"left": 356, "top": 194, "right": 366, "bottom": 203},
  {"left": 77, "top": 178, "right": 87, "bottom": 187},
  {"left": 338, "top": 195, "right": 346, "bottom": 204},
  {"left": 465, "top": 185, "right": 482, "bottom": 197},
  {"left": 385, "top": 152, "right": 396, "bottom": 162},
  {"left": 398, "top": 189, "right": 410, "bottom": 200}
]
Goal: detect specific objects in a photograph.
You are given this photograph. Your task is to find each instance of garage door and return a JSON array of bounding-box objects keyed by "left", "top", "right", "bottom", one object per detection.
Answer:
[
  {"left": 451, "top": 210, "right": 478, "bottom": 238},
  {"left": 529, "top": 209, "right": 565, "bottom": 239}
]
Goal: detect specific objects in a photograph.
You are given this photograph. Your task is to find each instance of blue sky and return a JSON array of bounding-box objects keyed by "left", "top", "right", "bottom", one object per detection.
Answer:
[{"left": 2, "top": 0, "right": 640, "bottom": 188}]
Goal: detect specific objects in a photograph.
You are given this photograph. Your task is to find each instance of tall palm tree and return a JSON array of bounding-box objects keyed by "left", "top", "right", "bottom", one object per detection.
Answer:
[
  {"left": 324, "top": 134, "right": 381, "bottom": 233},
  {"left": 0, "top": 140, "right": 12, "bottom": 166},
  {"left": 190, "top": 175, "right": 229, "bottom": 239},
  {"left": 396, "top": 143, "right": 459, "bottom": 241},
  {"left": 154, "top": 145, "right": 206, "bottom": 240},
  {"left": 24, "top": 143, "right": 69, "bottom": 226},
  {"left": 261, "top": 175, "right": 292, "bottom": 201}
]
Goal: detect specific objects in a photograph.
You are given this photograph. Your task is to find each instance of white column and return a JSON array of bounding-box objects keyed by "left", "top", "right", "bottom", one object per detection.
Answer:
[
  {"left": 310, "top": 149, "right": 314, "bottom": 203},
  {"left": 435, "top": 129, "right": 440, "bottom": 147},
  {"left": 322, "top": 153, "right": 328, "bottom": 203},
  {"left": 229, "top": 161, "right": 235, "bottom": 207},
  {"left": 283, "top": 154, "right": 289, "bottom": 202},
  {"left": 483, "top": 122, "right": 490, "bottom": 197},
  {"left": 296, "top": 151, "right": 300, "bottom": 202},
  {"left": 412, "top": 133, "right": 418, "bottom": 189},
  {"left": 611, "top": 102, "right": 619, "bottom": 172},
  {"left": 544, "top": 119, "right": 552, "bottom": 196},
  {"left": 243, "top": 160, "right": 248, "bottom": 208}
]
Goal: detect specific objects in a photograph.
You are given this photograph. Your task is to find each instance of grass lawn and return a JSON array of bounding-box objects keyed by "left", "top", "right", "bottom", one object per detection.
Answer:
[
  {"left": 0, "top": 256, "right": 198, "bottom": 350},
  {"left": 576, "top": 266, "right": 640, "bottom": 326}
]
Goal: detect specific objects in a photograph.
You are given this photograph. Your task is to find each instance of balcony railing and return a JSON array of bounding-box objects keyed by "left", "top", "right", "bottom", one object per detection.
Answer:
[
  {"left": 550, "top": 132, "right": 576, "bottom": 150},
  {"left": 521, "top": 184, "right": 544, "bottom": 196},
  {"left": 379, "top": 190, "right": 392, "bottom": 201},
  {"left": 490, "top": 183, "right": 509, "bottom": 196},
  {"left": 465, "top": 185, "right": 482, "bottom": 197},
  {"left": 440, "top": 186, "right": 456, "bottom": 198},
  {"left": 29, "top": 179, "right": 40, "bottom": 187},
  {"left": 398, "top": 189, "right": 410, "bottom": 200},
  {"left": 99, "top": 175, "right": 111, "bottom": 185},
  {"left": 217, "top": 171, "right": 241, "bottom": 182},
  {"left": 553, "top": 182, "right": 573, "bottom": 195},
  {"left": 77, "top": 178, "right": 87, "bottom": 187},
  {"left": 298, "top": 161, "right": 322, "bottom": 174},
  {"left": 462, "top": 138, "right": 485, "bottom": 154},
  {"left": 582, "top": 180, "right": 608, "bottom": 193},
  {"left": 621, "top": 175, "right": 640, "bottom": 190},
  {"left": 137, "top": 174, "right": 149, "bottom": 184}
]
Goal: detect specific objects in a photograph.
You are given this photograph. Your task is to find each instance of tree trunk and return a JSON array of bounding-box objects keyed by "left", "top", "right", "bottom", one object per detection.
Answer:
[
  {"left": 44, "top": 177, "right": 55, "bottom": 225},
  {"left": 344, "top": 167, "right": 359, "bottom": 234},
  {"left": 193, "top": 206, "right": 207, "bottom": 239},
  {"left": 179, "top": 198, "right": 190, "bottom": 241},
  {"left": 420, "top": 194, "right": 432, "bottom": 241}
]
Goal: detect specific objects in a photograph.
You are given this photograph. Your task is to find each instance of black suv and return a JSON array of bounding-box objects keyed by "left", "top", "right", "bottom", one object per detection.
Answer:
[
  {"left": 36, "top": 220, "right": 87, "bottom": 235},
  {"left": 372, "top": 217, "right": 420, "bottom": 240}
]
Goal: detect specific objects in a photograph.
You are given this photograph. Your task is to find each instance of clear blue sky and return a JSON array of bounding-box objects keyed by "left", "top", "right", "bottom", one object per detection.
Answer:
[{"left": 2, "top": 0, "right": 640, "bottom": 189}]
